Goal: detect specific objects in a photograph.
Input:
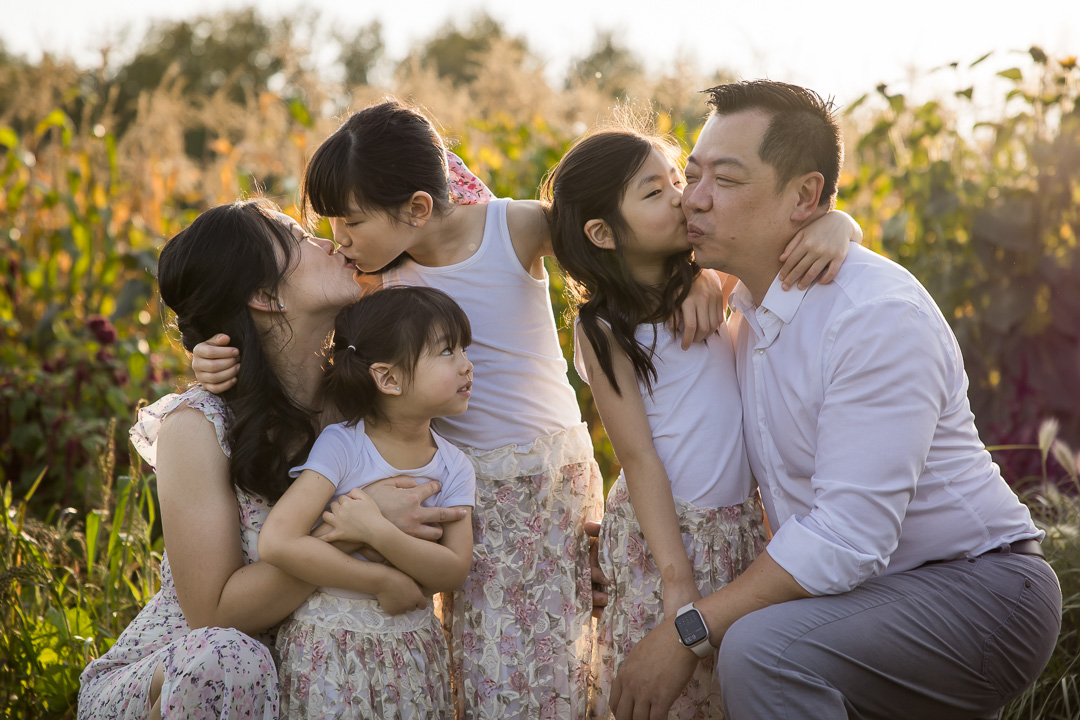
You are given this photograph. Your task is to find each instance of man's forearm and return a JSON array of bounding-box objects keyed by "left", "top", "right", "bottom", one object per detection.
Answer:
[{"left": 697, "top": 548, "right": 814, "bottom": 646}]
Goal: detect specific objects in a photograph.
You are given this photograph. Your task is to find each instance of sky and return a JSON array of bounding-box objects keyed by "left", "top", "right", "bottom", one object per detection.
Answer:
[{"left": 5, "top": 0, "right": 1080, "bottom": 105}]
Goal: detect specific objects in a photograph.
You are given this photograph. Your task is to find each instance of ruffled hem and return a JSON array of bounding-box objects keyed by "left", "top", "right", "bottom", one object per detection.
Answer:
[
  {"left": 277, "top": 594, "right": 453, "bottom": 720},
  {"left": 458, "top": 422, "right": 596, "bottom": 479}
]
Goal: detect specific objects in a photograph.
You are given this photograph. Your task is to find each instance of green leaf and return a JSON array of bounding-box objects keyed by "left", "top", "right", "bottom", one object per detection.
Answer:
[
  {"left": 287, "top": 97, "right": 313, "bottom": 128},
  {"left": 955, "top": 87, "right": 974, "bottom": 100},
  {"left": 0, "top": 126, "right": 17, "bottom": 149},
  {"left": 970, "top": 51, "right": 993, "bottom": 68},
  {"left": 85, "top": 510, "right": 101, "bottom": 573},
  {"left": 997, "top": 68, "right": 1023, "bottom": 82},
  {"left": 1029, "top": 46, "right": 1048, "bottom": 64}
]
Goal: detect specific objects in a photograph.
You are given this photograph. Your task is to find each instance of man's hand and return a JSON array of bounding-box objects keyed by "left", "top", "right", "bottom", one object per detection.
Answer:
[
  {"left": 585, "top": 520, "right": 610, "bottom": 619},
  {"left": 191, "top": 333, "right": 240, "bottom": 393},
  {"left": 610, "top": 616, "right": 699, "bottom": 719},
  {"left": 363, "top": 476, "right": 467, "bottom": 541}
]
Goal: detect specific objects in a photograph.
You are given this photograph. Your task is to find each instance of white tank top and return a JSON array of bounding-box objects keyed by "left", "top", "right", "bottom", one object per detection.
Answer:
[
  {"left": 575, "top": 320, "right": 753, "bottom": 507},
  {"left": 384, "top": 199, "right": 583, "bottom": 451}
]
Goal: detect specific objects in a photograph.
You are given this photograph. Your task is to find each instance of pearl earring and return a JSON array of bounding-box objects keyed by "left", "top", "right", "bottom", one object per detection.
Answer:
[
  {"left": 278, "top": 302, "right": 285, "bottom": 310},
  {"left": 411, "top": 222, "right": 418, "bottom": 227},
  {"left": 396, "top": 386, "right": 401, "bottom": 391}
]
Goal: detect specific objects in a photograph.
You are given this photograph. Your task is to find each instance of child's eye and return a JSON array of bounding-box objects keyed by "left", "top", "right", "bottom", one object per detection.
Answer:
[
  {"left": 440, "top": 347, "right": 454, "bottom": 356},
  {"left": 673, "top": 179, "right": 685, "bottom": 189},
  {"left": 645, "top": 189, "right": 661, "bottom": 198}
]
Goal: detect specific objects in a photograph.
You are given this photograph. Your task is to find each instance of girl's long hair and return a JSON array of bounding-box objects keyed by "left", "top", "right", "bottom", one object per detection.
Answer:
[
  {"left": 542, "top": 129, "right": 699, "bottom": 395},
  {"left": 325, "top": 286, "right": 471, "bottom": 426},
  {"left": 157, "top": 199, "right": 318, "bottom": 503}
]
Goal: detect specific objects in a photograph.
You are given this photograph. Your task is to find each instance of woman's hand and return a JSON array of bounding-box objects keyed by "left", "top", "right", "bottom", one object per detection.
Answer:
[
  {"left": 191, "top": 333, "right": 240, "bottom": 393},
  {"left": 363, "top": 476, "right": 467, "bottom": 541}
]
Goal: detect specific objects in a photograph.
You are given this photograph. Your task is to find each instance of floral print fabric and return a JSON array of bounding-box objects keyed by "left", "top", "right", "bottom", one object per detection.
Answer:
[
  {"left": 588, "top": 476, "right": 768, "bottom": 720},
  {"left": 443, "top": 423, "right": 604, "bottom": 720},
  {"left": 78, "top": 387, "right": 278, "bottom": 719},
  {"left": 276, "top": 593, "right": 453, "bottom": 719},
  {"left": 446, "top": 150, "right": 496, "bottom": 205}
]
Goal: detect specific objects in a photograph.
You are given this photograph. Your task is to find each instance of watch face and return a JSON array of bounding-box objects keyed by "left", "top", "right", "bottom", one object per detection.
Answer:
[{"left": 675, "top": 609, "right": 708, "bottom": 646}]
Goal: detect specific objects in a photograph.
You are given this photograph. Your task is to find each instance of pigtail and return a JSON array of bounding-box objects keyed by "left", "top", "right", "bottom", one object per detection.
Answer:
[{"left": 323, "top": 333, "right": 382, "bottom": 427}]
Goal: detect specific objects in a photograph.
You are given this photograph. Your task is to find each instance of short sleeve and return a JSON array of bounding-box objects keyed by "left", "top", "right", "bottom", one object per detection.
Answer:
[
  {"left": 289, "top": 423, "right": 359, "bottom": 490},
  {"left": 429, "top": 436, "right": 477, "bottom": 508},
  {"left": 130, "top": 386, "right": 232, "bottom": 467}
]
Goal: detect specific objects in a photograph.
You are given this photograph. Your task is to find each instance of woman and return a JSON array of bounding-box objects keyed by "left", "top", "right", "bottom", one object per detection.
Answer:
[{"left": 77, "top": 199, "right": 458, "bottom": 719}]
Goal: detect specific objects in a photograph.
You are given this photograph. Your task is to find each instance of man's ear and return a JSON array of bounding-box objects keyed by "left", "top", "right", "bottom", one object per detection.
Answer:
[
  {"left": 369, "top": 362, "right": 403, "bottom": 396},
  {"left": 405, "top": 192, "right": 435, "bottom": 228},
  {"left": 790, "top": 172, "right": 825, "bottom": 223},
  {"left": 247, "top": 289, "right": 285, "bottom": 314},
  {"left": 584, "top": 219, "right": 616, "bottom": 250}
]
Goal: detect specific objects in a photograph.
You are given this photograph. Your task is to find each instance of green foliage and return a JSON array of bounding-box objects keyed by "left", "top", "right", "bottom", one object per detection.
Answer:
[
  {"left": 843, "top": 50, "right": 1080, "bottom": 480},
  {"left": 1004, "top": 421, "right": 1080, "bottom": 719},
  {"left": 0, "top": 437, "right": 160, "bottom": 718},
  {"left": 0, "top": 110, "right": 186, "bottom": 508}
]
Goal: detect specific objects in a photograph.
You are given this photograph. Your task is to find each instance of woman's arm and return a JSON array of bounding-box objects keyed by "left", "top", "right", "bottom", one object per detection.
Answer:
[
  {"left": 258, "top": 470, "right": 428, "bottom": 614},
  {"left": 577, "top": 324, "right": 700, "bottom": 618},
  {"left": 778, "top": 208, "right": 862, "bottom": 290},
  {"left": 318, "top": 489, "right": 474, "bottom": 593},
  {"left": 156, "top": 407, "right": 315, "bottom": 635}
]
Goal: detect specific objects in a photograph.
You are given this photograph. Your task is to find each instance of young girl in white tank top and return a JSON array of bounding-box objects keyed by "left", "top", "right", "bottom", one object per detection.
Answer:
[{"left": 544, "top": 127, "right": 860, "bottom": 718}]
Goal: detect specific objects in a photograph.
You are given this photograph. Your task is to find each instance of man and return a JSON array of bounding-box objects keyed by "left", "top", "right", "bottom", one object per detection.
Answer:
[{"left": 609, "top": 80, "right": 1061, "bottom": 720}]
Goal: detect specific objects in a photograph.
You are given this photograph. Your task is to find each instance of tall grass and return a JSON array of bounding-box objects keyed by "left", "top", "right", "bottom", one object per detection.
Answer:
[{"left": 0, "top": 424, "right": 160, "bottom": 718}]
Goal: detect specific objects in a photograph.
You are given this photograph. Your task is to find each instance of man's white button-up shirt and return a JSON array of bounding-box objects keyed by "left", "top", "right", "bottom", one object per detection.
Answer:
[{"left": 728, "top": 243, "right": 1041, "bottom": 596}]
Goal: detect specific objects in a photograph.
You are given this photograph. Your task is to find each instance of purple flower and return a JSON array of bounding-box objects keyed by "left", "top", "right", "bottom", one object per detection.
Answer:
[{"left": 87, "top": 315, "right": 117, "bottom": 345}]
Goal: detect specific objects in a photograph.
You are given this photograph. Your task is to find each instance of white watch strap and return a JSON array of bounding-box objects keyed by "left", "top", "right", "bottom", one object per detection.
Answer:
[{"left": 676, "top": 603, "right": 714, "bottom": 658}]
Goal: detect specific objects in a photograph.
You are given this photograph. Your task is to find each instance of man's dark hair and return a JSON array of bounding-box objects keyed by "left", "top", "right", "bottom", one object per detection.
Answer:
[{"left": 703, "top": 80, "right": 842, "bottom": 208}]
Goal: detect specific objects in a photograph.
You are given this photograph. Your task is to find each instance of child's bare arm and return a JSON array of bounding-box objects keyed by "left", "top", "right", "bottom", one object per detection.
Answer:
[
  {"left": 778, "top": 209, "right": 862, "bottom": 291},
  {"left": 577, "top": 324, "right": 700, "bottom": 618},
  {"left": 259, "top": 470, "right": 427, "bottom": 614},
  {"left": 324, "top": 490, "right": 474, "bottom": 593}
]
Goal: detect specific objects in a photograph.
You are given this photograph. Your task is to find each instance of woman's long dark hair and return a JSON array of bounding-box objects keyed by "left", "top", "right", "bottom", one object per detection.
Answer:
[
  {"left": 542, "top": 129, "right": 699, "bottom": 396},
  {"left": 157, "top": 199, "right": 318, "bottom": 503},
  {"left": 325, "top": 286, "right": 471, "bottom": 427}
]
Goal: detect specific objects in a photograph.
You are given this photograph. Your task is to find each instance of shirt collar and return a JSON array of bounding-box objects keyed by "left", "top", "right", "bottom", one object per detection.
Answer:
[{"left": 730, "top": 274, "right": 811, "bottom": 346}]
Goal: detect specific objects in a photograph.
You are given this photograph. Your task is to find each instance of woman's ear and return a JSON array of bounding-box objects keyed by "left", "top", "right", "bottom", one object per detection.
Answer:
[
  {"left": 584, "top": 219, "right": 616, "bottom": 250},
  {"left": 405, "top": 192, "right": 435, "bottom": 228},
  {"left": 369, "top": 362, "right": 403, "bottom": 396},
  {"left": 247, "top": 289, "right": 286, "bottom": 314}
]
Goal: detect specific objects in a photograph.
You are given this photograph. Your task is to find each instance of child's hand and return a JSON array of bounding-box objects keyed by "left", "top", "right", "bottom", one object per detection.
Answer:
[
  {"left": 674, "top": 270, "right": 726, "bottom": 350},
  {"left": 374, "top": 567, "right": 428, "bottom": 616},
  {"left": 586, "top": 520, "right": 610, "bottom": 619},
  {"left": 192, "top": 334, "right": 240, "bottom": 393},
  {"left": 364, "top": 476, "right": 466, "bottom": 541},
  {"left": 320, "top": 489, "right": 389, "bottom": 546},
  {"left": 661, "top": 579, "right": 703, "bottom": 622},
  {"left": 778, "top": 210, "right": 861, "bottom": 291}
]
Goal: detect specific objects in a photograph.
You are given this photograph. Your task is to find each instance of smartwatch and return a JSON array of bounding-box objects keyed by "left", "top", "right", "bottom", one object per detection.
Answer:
[{"left": 674, "top": 603, "right": 713, "bottom": 658}]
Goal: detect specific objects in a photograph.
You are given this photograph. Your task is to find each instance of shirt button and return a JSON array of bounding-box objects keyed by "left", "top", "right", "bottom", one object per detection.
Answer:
[
  {"left": 771, "top": 488, "right": 783, "bottom": 499},
  {"left": 756, "top": 349, "right": 765, "bottom": 355}
]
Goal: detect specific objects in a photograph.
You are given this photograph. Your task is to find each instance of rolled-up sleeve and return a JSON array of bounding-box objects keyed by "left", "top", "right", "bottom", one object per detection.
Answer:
[{"left": 767, "top": 298, "right": 953, "bottom": 595}]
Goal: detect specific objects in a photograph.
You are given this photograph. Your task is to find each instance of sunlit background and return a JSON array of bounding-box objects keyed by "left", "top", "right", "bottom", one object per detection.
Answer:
[{"left": 7, "top": 0, "right": 1080, "bottom": 103}]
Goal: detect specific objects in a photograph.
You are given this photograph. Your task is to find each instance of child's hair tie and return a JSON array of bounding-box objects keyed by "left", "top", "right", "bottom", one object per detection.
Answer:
[{"left": 346, "top": 344, "right": 357, "bottom": 352}]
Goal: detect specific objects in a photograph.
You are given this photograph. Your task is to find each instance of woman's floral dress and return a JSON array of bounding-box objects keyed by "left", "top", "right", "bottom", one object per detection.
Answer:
[{"left": 78, "top": 387, "right": 278, "bottom": 719}]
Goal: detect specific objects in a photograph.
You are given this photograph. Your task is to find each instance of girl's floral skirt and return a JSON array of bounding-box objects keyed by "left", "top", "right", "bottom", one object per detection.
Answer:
[
  {"left": 276, "top": 591, "right": 454, "bottom": 720},
  {"left": 589, "top": 477, "right": 769, "bottom": 720},
  {"left": 442, "top": 423, "right": 604, "bottom": 720}
]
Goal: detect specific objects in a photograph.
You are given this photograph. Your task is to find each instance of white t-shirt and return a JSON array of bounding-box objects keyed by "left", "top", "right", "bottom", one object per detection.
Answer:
[
  {"left": 289, "top": 420, "right": 476, "bottom": 598},
  {"left": 383, "top": 198, "right": 583, "bottom": 451},
  {"left": 575, "top": 320, "right": 753, "bottom": 508}
]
